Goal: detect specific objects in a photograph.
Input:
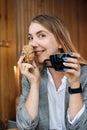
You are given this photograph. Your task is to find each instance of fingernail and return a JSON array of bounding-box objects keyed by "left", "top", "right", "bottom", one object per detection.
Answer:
[
  {"left": 63, "top": 68, "right": 68, "bottom": 71},
  {"left": 62, "top": 57, "right": 68, "bottom": 61},
  {"left": 63, "top": 62, "right": 66, "bottom": 65},
  {"left": 34, "top": 66, "right": 36, "bottom": 69},
  {"left": 21, "top": 52, "right": 25, "bottom": 56},
  {"left": 68, "top": 51, "right": 72, "bottom": 56}
]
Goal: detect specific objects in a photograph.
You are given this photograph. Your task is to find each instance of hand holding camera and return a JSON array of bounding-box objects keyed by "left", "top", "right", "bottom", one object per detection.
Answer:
[
  {"left": 44, "top": 52, "right": 81, "bottom": 88},
  {"left": 44, "top": 52, "right": 74, "bottom": 71}
]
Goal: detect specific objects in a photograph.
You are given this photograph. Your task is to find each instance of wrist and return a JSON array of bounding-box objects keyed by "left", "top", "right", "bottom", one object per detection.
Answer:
[
  {"left": 70, "top": 81, "right": 80, "bottom": 89},
  {"left": 31, "top": 80, "right": 41, "bottom": 89},
  {"left": 68, "top": 84, "right": 82, "bottom": 94}
]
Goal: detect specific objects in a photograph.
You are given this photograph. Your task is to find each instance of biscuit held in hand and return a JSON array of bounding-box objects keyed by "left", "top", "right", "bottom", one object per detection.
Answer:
[{"left": 22, "top": 45, "right": 35, "bottom": 64}]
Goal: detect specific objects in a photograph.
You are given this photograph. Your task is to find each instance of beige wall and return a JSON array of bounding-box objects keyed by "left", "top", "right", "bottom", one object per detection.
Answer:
[{"left": 0, "top": 0, "right": 87, "bottom": 121}]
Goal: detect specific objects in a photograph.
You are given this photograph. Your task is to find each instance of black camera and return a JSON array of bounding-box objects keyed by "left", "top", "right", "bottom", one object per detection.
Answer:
[{"left": 44, "top": 53, "right": 72, "bottom": 71}]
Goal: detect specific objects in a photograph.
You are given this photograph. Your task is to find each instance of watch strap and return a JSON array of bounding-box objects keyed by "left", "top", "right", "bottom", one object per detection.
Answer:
[{"left": 68, "top": 84, "right": 82, "bottom": 94}]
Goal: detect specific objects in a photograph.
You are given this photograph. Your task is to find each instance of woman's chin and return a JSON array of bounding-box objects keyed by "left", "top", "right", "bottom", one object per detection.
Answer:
[
  {"left": 38, "top": 60, "right": 44, "bottom": 64},
  {"left": 37, "top": 56, "right": 49, "bottom": 65}
]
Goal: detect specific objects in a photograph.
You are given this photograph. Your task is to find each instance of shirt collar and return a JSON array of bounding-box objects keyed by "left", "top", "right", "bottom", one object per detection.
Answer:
[{"left": 47, "top": 69, "right": 67, "bottom": 92}]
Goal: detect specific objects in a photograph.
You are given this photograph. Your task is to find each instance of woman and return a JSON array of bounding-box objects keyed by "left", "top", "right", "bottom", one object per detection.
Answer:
[{"left": 16, "top": 14, "right": 87, "bottom": 130}]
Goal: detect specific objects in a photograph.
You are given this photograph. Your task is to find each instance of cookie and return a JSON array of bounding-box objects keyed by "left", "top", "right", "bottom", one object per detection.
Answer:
[{"left": 22, "top": 45, "right": 35, "bottom": 64}]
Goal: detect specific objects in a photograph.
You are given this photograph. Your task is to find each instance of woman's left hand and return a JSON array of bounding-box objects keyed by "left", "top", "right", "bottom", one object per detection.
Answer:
[{"left": 63, "top": 52, "right": 81, "bottom": 88}]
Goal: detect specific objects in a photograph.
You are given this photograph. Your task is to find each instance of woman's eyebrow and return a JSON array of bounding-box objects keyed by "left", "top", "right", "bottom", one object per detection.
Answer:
[
  {"left": 36, "top": 30, "right": 48, "bottom": 35},
  {"left": 28, "top": 30, "right": 47, "bottom": 36},
  {"left": 28, "top": 33, "right": 31, "bottom": 36},
  {"left": 36, "top": 30, "right": 44, "bottom": 34}
]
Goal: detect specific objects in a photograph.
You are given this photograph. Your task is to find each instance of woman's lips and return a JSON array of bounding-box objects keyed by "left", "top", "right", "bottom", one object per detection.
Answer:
[{"left": 35, "top": 50, "right": 44, "bottom": 56}]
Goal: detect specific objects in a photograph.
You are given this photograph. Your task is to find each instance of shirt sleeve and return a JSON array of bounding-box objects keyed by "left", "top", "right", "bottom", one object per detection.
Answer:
[{"left": 67, "top": 104, "right": 85, "bottom": 125}]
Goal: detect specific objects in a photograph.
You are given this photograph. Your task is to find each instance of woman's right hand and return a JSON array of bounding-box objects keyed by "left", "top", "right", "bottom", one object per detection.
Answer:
[
  {"left": 17, "top": 55, "right": 41, "bottom": 87},
  {"left": 18, "top": 55, "right": 41, "bottom": 121}
]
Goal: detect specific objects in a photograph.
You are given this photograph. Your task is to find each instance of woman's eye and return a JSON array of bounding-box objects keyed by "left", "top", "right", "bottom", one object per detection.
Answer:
[
  {"left": 39, "top": 34, "right": 46, "bottom": 38},
  {"left": 28, "top": 36, "right": 33, "bottom": 41}
]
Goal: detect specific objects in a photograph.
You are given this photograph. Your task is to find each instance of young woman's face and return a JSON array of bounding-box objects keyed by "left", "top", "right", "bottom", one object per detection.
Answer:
[{"left": 28, "top": 22, "right": 61, "bottom": 63}]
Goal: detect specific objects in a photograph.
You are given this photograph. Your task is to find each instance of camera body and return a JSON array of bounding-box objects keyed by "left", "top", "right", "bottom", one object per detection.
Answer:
[{"left": 44, "top": 53, "right": 72, "bottom": 71}]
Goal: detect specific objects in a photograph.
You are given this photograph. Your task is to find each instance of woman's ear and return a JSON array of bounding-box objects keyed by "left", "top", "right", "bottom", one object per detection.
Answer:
[
  {"left": 58, "top": 44, "right": 64, "bottom": 53},
  {"left": 58, "top": 44, "right": 62, "bottom": 49}
]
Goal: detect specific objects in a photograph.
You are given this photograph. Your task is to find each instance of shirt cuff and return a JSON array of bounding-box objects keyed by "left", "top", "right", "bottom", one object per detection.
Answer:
[{"left": 67, "top": 104, "right": 85, "bottom": 125}]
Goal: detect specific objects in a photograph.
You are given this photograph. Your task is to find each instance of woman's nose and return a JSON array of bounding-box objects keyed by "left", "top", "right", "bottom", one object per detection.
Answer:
[{"left": 29, "top": 40, "right": 39, "bottom": 47}]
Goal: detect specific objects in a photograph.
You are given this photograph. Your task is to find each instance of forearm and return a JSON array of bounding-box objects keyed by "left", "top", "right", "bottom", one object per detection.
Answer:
[
  {"left": 68, "top": 94, "right": 83, "bottom": 120},
  {"left": 68, "top": 82, "right": 83, "bottom": 121},
  {"left": 25, "top": 84, "right": 40, "bottom": 121}
]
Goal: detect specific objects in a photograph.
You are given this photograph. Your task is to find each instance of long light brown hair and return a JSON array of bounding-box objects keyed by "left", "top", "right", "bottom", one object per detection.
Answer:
[{"left": 30, "top": 14, "right": 87, "bottom": 64}]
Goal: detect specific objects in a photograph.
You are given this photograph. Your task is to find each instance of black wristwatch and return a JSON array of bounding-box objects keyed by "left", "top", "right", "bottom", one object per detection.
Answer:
[{"left": 68, "top": 84, "right": 82, "bottom": 94}]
